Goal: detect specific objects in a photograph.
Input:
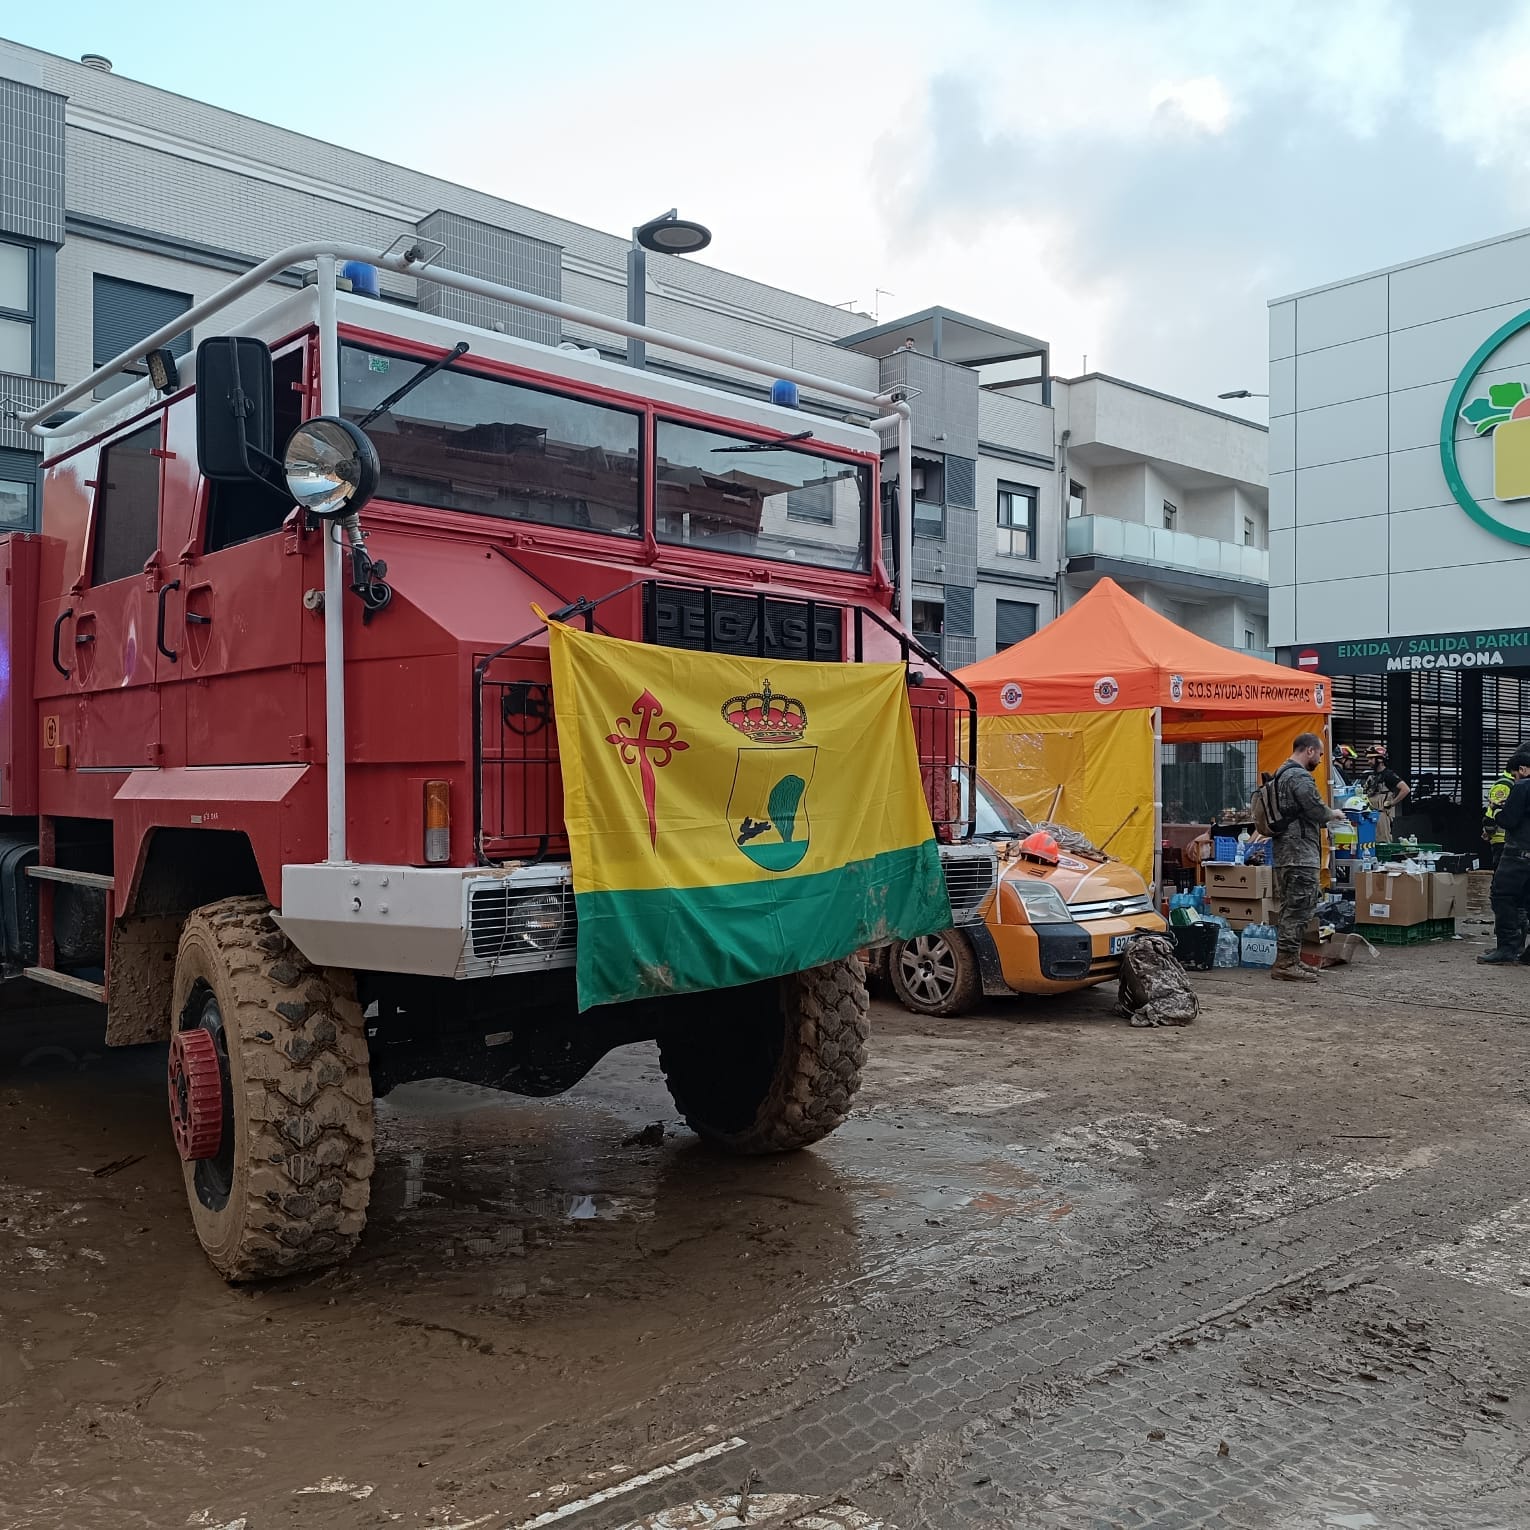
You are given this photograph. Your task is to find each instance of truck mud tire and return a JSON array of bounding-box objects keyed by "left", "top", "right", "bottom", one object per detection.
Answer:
[
  {"left": 888, "top": 928, "right": 980, "bottom": 1017},
  {"left": 658, "top": 956, "right": 870, "bottom": 1155},
  {"left": 170, "top": 895, "right": 373, "bottom": 1281}
]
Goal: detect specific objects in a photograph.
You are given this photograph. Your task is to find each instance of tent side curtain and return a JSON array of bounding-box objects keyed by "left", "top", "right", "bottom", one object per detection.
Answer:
[
  {"left": 977, "top": 711, "right": 1157, "bottom": 881},
  {"left": 1161, "top": 713, "right": 1331, "bottom": 817}
]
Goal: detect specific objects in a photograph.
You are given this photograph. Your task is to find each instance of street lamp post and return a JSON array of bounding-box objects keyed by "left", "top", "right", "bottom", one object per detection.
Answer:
[
  {"left": 1217, "top": 389, "right": 1269, "bottom": 400},
  {"left": 626, "top": 210, "right": 712, "bottom": 369}
]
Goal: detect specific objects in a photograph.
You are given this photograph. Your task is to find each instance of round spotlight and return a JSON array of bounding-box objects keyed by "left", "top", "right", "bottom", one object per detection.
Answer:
[{"left": 635, "top": 214, "right": 712, "bottom": 255}]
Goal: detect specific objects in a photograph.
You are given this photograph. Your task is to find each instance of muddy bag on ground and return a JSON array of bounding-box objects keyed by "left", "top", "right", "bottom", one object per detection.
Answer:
[{"left": 1116, "top": 933, "right": 1199, "bottom": 1028}]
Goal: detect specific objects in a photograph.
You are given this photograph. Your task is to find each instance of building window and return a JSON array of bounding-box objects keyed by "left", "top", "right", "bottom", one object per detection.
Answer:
[
  {"left": 995, "top": 598, "right": 1039, "bottom": 651},
  {"left": 912, "top": 597, "right": 944, "bottom": 661},
  {"left": 0, "top": 241, "right": 34, "bottom": 376},
  {"left": 1244, "top": 629, "right": 1256, "bottom": 649},
  {"left": 1244, "top": 515, "right": 1256, "bottom": 546},
  {"left": 913, "top": 499, "right": 945, "bottom": 539},
  {"left": 785, "top": 481, "right": 835, "bottom": 524},
  {"left": 91, "top": 421, "right": 163, "bottom": 586},
  {"left": 1162, "top": 500, "right": 1177, "bottom": 530},
  {"left": 1067, "top": 478, "right": 1087, "bottom": 518},
  {"left": 0, "top": 447, "right": 37, "bottom": 529},
  {"left": 996, "top": 481, "right": 1038, "bottom": 559},
  {"left": 93, "top": 275, "right": 193, "bottom": 396}
]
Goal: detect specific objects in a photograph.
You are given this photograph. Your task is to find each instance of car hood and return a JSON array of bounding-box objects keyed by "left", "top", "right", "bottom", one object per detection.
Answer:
[{"left": 997, "top": 852, "right": 1150, "bottom": 905}]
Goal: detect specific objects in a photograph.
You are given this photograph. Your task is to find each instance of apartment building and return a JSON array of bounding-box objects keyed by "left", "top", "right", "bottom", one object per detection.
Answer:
[{"left": 0, "top": 38, "right": 1266, "bottom": 669}]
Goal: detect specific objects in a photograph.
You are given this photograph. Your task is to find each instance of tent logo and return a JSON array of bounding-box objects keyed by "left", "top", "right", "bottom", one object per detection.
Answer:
[
  {"left": 1314, "top": 682, "right": 1326, "bottom": 707},
  {"left": 1000, "top": 681, "right": 1024, "bottom": 710},
  {"left": 1093, "top": 676, "right": 1120, "bottom": 705},
  {"left": 1441, "top": 306, "right": 1530, "bottom": 547},
  {"left": 1169, "top": 674, "right": 1184, "bottom": 702}
]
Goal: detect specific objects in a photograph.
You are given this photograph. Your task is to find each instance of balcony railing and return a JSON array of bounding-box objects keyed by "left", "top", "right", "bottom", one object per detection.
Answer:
[
  {"left": 0, "top": 373, "right": 64, "bottom": 452},
  {"left": 1066, "top": 514, "right": 1268, "bottom": 584}
]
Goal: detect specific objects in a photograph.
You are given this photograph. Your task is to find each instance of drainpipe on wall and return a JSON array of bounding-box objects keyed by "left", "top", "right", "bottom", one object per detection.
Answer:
[{"left": 1056, "top": 428, "right": 1071, "bottom": 615}]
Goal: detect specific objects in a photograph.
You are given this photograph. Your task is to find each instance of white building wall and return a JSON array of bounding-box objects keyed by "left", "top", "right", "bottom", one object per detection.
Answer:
[{"left": 1269, "top": 226, "right": 1530, "bottom": 648}]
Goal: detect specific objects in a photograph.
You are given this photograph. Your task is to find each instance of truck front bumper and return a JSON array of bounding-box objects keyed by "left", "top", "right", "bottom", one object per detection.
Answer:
[{"left": 276, "top": 862, "right": 577, "bottom": 979}]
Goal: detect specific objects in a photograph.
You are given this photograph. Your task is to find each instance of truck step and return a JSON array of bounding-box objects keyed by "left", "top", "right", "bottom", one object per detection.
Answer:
[
  {"left": 23, "top": 967, "right": 106, "bottom": 1003},
  {"left": 25, "top": 865, "right": 115, "bottom": 891}
]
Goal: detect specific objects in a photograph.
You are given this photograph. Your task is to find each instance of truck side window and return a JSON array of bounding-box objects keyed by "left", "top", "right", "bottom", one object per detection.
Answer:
[
  {"left": 203, "top": 348, "right": 305, "bottom": 552},
  {"left": 91, "top": 420, "right": 162, "bottom": 585}
]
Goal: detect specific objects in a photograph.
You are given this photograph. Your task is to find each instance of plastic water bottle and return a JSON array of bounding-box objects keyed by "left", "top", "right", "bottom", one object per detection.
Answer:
[{"left": 1214, "top": 925, "right": 1240, "bottom": 968}]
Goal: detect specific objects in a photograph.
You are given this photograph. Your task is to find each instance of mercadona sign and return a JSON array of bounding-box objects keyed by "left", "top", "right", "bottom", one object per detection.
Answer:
[{"left": 1290, "top": 628, "right": 1530, "bottom": 675}]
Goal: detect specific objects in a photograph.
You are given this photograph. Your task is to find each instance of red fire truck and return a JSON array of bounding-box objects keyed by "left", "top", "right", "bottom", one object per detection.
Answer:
[{"left": 12, "top": 242, "right": 973, "bottom": 1280}]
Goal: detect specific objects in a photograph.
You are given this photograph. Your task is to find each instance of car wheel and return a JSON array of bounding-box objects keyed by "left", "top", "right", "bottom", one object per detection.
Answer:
[{"left": 889, "top": 929, "right": 981, "bottom": 1017}]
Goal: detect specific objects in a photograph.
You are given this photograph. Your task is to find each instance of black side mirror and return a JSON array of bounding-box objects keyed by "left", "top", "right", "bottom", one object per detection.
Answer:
[{"left": 196, "top": 336, "right": 274, "bottom": 482}]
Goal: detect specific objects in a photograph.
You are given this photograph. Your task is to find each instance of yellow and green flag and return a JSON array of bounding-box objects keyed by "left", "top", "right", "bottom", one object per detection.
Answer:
[{"left": 548, "top": 623, "right": 951, "bottom": 1010}]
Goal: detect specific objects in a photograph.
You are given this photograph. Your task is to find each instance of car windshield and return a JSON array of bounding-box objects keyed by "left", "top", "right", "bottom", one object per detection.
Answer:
[{"left": 958, "top": 771, "right": 1031, "bottom": 836}]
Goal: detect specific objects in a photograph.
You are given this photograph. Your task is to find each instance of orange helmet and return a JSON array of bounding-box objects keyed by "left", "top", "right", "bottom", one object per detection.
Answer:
[{"left": 1017, "top": 830, "right": 1061, "bottom": 866}]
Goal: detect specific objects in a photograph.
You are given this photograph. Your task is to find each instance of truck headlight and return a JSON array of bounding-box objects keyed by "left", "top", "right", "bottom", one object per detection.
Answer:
[
  {"left": 510, "top": 893, "right": 566, "bottom": 951},
  {"left": 1011, "top": 880, "right": 1072, "bottom": 925}
]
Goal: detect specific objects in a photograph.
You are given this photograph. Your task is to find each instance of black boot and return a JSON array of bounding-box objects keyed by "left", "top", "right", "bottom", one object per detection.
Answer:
[{"left": 1478, "top": 948, "right": 1520, "bottom": 964}]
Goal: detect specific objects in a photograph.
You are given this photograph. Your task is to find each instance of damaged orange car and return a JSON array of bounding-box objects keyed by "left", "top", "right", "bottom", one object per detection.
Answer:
[{"left": 874, "top": 775, "right": 1165, "bottom": 1016}]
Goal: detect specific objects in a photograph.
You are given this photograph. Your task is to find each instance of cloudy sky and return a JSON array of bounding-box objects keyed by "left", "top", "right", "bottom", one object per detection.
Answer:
[{"left": 10, "top": 1, "right": 1530, "bottom": 414}]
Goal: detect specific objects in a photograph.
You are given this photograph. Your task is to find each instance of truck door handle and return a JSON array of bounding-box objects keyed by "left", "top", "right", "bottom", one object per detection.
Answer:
[
  {"left": 51, "top": 608, "right": 73, "bottom": 677},
  {"left": 186, "top": 611, "right": 212, "bottom": 626},
  {"left": 156, "top": 579, "right": 181, "bottom": 662}
]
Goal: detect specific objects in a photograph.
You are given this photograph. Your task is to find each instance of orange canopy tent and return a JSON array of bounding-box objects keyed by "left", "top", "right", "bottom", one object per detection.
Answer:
[{"left": 956, "top": 579, "right": 1333, "bottom": 883}]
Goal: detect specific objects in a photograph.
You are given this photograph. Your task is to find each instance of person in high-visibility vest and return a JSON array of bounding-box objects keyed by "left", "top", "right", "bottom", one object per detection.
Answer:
[
  {"left": 1362, "top": 746, "right": 1411, "bottom": 841},
  {"left": 1484, "top": 758, "right": 1520, "bottom": 869}
]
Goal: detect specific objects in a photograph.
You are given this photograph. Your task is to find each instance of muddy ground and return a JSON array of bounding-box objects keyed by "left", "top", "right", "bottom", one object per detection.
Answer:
[{"left": 2, "top": 931, "right": 1529, "bottom": 1530}]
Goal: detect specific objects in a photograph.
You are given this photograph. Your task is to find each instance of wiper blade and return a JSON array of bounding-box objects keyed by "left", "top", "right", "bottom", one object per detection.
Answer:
[
  {"left": 357, "top": 341, "right": 469, "bottom": 429},
  {"left": 711, "top": 429, "right": 815, "bottom": 454}
]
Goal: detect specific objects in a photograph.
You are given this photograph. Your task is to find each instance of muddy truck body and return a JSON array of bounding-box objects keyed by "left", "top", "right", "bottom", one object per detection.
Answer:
[{"left": 7, "top": 243, "right": 976, "bottom": 1279}]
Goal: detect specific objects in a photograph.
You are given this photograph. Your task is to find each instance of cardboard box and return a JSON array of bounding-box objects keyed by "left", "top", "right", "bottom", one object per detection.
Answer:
[
  {"left": 1203, "top": 862, "right": 1273, "bottom": 897},
  {"left": 1357, "top": 870, "right": 1430, "bottom": 927},
  {"left": 1429, "top": 872, "right": 1460, "bottom": 921},
  {"left": 1206, "top": 894, "right": 1272, "bottom": 927}
]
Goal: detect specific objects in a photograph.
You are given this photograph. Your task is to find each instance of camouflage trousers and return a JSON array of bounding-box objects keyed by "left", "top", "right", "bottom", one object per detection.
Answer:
[{"left": 1274, "top": 865, "right": 1321, "bottom": 956}]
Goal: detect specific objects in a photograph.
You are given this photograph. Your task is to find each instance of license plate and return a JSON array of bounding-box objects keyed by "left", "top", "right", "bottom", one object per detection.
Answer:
[{"left": 1110, "top": 935, "right": 1133, "bottom": 955}]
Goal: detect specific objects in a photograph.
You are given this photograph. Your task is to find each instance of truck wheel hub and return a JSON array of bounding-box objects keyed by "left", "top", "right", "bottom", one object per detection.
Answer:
[{"left": 169, "top": 1027, "right": 224, "bottom": 1161}]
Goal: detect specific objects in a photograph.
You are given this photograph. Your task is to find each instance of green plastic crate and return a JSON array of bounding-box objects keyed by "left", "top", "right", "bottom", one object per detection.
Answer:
[
  {"left": 1356, "top": 922, "right": 1432, "bottom": 945},
  {"left": 1374, "top": 842, "right": 1441, "bottom": 861},
  {"left": 1355, "top": 919, "right": 1454, "bottom": 945}
]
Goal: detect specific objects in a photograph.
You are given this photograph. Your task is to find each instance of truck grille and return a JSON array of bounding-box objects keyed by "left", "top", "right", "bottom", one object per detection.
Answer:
[
  {"left": 469, "top": 880, "right": 577, "bottom": 962},
  {"left": 1069, "top": 893, "right": 1155, "bottom": 922},
  {"left": 943, "top": 855, "right": 997, "bottom": 917}
]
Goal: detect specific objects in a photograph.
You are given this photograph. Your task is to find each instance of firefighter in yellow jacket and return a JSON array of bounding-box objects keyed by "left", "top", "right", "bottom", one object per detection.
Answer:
[{"left": 1485, "top": 759, "right": 1520, "bottom": 868}]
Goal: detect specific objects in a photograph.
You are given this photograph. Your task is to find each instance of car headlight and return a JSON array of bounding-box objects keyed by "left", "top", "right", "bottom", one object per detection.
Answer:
[
  {"left": 1010, "top": 880, "right": 1072, "bottom": 924},
  {"left": 509, "top": 893, "right": 567, "bottom": 950}
]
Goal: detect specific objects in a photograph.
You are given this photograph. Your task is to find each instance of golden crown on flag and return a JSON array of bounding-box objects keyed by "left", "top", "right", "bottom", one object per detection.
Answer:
[{"left": 721, "top": 680, "right": 808, "bottom": 742}]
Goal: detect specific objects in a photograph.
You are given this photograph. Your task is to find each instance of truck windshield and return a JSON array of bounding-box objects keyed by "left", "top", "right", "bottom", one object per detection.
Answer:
[
  {"left": 655, "top": 420, "right": 870, "bottom": 572},
  {"left": 340, "top": 345, "right": 643, "bottom": 537}
]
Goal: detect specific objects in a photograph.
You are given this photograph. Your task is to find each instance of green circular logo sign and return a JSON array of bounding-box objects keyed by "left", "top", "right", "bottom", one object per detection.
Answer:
[{"left": 1440, "top": 307, "right": 1530, "bottom": 547}]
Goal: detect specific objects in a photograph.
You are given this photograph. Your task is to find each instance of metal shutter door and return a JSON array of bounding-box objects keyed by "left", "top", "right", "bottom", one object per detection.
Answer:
[{"left": 93, "top": 275, "right": 193, "bottom": 365}]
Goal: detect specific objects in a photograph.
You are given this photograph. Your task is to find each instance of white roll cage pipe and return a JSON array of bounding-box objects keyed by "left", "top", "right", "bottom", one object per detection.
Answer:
[{"left": 23, "top": 241, "right": 916, "bottom": 863}]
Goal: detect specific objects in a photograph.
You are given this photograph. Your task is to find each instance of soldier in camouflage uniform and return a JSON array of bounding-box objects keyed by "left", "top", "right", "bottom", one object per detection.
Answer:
[{"left": 1271, "top": 732, "right": 1346, "bottom": 983}]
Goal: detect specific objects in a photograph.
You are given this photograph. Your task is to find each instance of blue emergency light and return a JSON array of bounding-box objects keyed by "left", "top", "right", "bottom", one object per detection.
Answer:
[
  {"left": 770, "top": 379, "right": 799, "bottom": 409},
  {"left": 341, "top": 261, "right": 381, "bottom": 298}
]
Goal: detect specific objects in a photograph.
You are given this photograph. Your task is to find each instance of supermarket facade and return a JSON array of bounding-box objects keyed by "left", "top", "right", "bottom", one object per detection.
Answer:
[{"left": 1269, "top": 224, "right": 1530, "bottom": 837}]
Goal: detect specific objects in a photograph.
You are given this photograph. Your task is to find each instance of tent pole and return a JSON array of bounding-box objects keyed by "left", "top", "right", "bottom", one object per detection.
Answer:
[{"left": 1152, "top": 707, "right": 1164, "bottom": 905}]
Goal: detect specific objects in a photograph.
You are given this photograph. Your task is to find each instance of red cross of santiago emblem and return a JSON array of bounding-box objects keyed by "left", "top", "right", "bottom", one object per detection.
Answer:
[{"left": 605, "top": 690, "right": 688, "bottom": 847}]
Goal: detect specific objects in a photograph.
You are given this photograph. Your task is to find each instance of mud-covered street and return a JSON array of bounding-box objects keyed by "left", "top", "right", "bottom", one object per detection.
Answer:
[{"left": 3, "top": 944, "right": 1529, "bottom": 1530}]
